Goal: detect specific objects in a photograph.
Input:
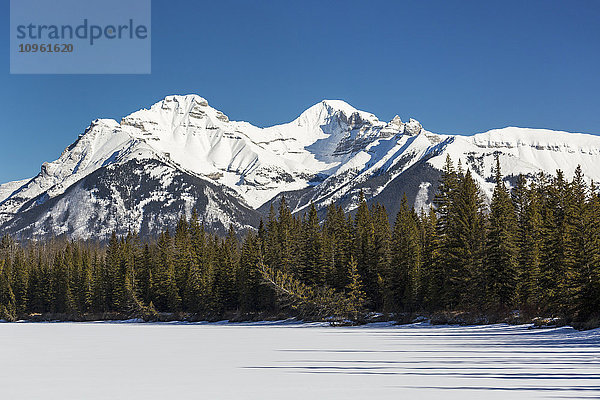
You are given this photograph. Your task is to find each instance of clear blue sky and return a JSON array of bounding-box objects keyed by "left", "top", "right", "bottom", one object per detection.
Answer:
[{"left": 1, "top": 0, "right": 599, "bottom": 183}]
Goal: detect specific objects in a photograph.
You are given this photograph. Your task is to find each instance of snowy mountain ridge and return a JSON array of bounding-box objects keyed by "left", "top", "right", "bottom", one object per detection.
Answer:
[{"left": 1, "top": 94, "right": 599, "bottom": 239}]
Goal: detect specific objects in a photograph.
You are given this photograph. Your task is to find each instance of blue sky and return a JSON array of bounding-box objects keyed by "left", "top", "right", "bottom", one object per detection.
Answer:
[{"left": 1, "top": 0, "right": 599, "bottom": 183}]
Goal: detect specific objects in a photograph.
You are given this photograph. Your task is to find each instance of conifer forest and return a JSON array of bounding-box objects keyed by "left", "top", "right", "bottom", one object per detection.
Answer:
[{"left": 1, "top": 156, "right": 599, "bottom": 327}]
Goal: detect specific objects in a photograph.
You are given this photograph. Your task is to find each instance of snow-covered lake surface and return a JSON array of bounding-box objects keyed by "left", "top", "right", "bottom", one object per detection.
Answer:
[{"left": 1, "top": 322, "right": 598, "bottom": 399}]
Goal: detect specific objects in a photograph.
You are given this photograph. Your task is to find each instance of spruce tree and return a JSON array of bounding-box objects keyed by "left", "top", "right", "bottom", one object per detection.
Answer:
[
  {"left": 0, "top": 259, "right": 17, "bottom": 321},
  {"left": 372, "top": 203, "right": 392, "bottom": 309},
  {"left": 238, "top": 231, "right": 266, "bottom": 312},
  {"left": 10, "top": 247, "right": 29, "bottom": 315},
  {"left": 277, "top": 196, "right": 294, "bottom": 273},
  {"left": 300, "top": 203, "right": 325, "bottom": 285},
  {"left": 153, "top": 230, "right": 181, "bottom": 312},
  {"left": 444, "top": 169, "right": 486, "bottom": 310},
  {"left": 513, "top": 175, "right": 542, "bottom": 312},
  {"left": 323, "top": 203, "right": 352, "bottom": 291},
  {"left": 420, "top": 207, "right": 443, "bottom": 311},
  {"left": 174, "top": 216, "right": 194, "bottom": 310},
  {"left": 353, "top": 191, "right": 379, "bottom": 309},
  {"left": 388, "top": 195, "right": 421, "bottom": 312},
  {"left": 485, "top": 156, "right": 518, "bottom": 311},
  {"left": 345, "top": 256, "right": 366, "bottom": 319},
  {"left": 539, "top": 171, "right": 568, "bottom": 313},
  {"left": 564, "top": 166, "right": 596, "bottom": 320}
]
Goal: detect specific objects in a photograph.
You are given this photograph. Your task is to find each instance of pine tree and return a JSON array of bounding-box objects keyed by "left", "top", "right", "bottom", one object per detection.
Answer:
[
  {"left": 485, "top": 155, "right": 518, "bottom": 311},
  {"left": 577, "top": 183, "right": 600, "bottom": 321},
  {"left": 539, "top": 171, "right": 568, "bottom": 313},
  {"left": 91, "top": 251, "right": 107, "bottom": 312},
  {"left": 300, "top": 203, "right": 325, "bottom": 285},
  {"left": 79, "top": 249, "right": 93, "bottom": 313},
  {"left": 345, "top": 256, "right": 366, "bottom": 319},
  {"left": 153, "top": 230, "right": 181, "bottom": 312},
  {"left": 277, "top": 196, "right": 294, "bottom": 273},
  {"left": 372, "top": 203, "right": 391, "bottom": 309},
  {"left": 420, "top": 207, "right": 443, "bottom": 311},
  {"left": 513, "top": 175, "right": 542, "bottom": 312},
  {"left": 564, "top": 166, "right": 597, "bottom": 320},
  {"left": 387, "top": 195, "right": 421, "bottom": 312},
  {"left": 174, "top": 216, "right": 194, "bottom": 310},
  {"left": 434, "top": 154, "right": 459, "bottom": 234},
  {"left": 444, "top": 169, "right": 486, "bottom": 310},
  {"left": 221, "top": 225, "right": 240, "bottom": 311},
  {"left": 433, "top": 155, "right": 459, "bottom": 309},
  {"left": 264, "top": 204, "right": 280, "bottom": 270},
  {"left": 238, "top": 231, "right": 267, "bottom": 312},
  {"left": 0, "top": 259, "right": 17, "bottom": 321},
  {"left": 10, "top": 247, "right": 29, "bottom": 315},
  {"left": 105, "top": 232, "right": 121, "bottom": 310},
  {"left": 323, "top": 203, "right": 352, "bottom": 291},
  {"left": 353, "top": 191, "right": 380, "bottom": 309},
  {"left": 51, "top": 251, "right": 73, "bottom": 314}
]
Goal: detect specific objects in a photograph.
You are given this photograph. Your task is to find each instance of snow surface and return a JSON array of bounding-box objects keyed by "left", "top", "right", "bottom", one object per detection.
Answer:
[
  {"left": 0, "top": 179, "right": 29, "bottom": 203},
  {"left": 0, "top": 322, "right": 598, "bottom": 399}
]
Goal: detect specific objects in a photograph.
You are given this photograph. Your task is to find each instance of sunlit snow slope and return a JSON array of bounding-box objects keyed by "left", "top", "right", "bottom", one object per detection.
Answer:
[{"left": 1, "top": 94, "right": 599, "bottom": 239}]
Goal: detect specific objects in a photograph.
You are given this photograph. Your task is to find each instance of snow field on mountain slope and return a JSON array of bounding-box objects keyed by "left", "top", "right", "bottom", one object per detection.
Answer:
[
  {"left": 0, "top": 179, "right": 29, "bottom": 203},
  {"left": 0, "top": 322, "right": 598, "bottom": 400},
  {"left": 4, "top": 95, "right": 600, "bottom": 218}
]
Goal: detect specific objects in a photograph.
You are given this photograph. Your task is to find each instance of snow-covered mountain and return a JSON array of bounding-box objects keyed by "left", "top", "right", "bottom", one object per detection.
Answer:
[{"left": 1, "top": 94, "right": 599, "bottom": 239}]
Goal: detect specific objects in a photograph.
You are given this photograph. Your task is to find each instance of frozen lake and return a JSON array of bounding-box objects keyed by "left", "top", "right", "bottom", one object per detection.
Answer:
[{"left": 1, "top": 322, "right": 598, "bottom": 399}]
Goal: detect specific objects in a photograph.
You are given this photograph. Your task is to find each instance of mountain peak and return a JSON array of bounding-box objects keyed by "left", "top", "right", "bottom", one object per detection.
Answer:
[
  {"left": 293, "top": 99, "right": 379, "bottom": 130},
  {"left": 319, "top": 99, "right": 359, "bottom": 115},
  {"left": 4, "top": 95, "right": 600, "bottom": 241},
  {"left": 121, "top": 94, "right": 231, "bottom": 136},
  {"left": 153, "top": 94, "right": 210, "bottom": 109}
]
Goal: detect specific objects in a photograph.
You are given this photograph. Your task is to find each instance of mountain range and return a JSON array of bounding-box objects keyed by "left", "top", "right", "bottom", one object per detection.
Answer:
[{"left": 1, "top": 94, "right": 599, "bottom": 239}]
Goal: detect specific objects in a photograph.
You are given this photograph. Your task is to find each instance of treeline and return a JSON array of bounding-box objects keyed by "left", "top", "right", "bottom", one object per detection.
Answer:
[{"left": 1, "top": 155, "right": 599, "bottom": 325}]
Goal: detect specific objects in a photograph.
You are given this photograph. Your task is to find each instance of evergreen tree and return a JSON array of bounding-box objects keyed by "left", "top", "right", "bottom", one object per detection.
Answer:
[
  {"left": 372, "top": 203, "right": 392, "bottom": 309},
  {"left": 434, "top": 154, "right": 459, "bottom": 234},
  {"left": 345, "top": 256, "right": 366, "bottom": 319},
  {"left": 174, "top": 217, "right": 194, "bottom": 310},
  {"left": 444, "top": 169, "right": 486, "bottom": 310},
  {"left": 153, "top": 230, "right": 181, "bottom": 312},
  {"left": 300, "top": 204, "right": 325, "bottom": 285},
  {"left": 10, "top": 247, "right": 29, "bottom": 315},
  {"left": 485, "top": 155, "right": 518, "bottom": 311},
  {"left": 513, "top": 175, "right": 542, "bottom": 312},
  {"left": 420, "top": 207, "right": 443, "bottom": 311},
  {"left": 323, "top": 203, "right": 352, "bottom": 291},
  {"left": 387, "top": 195, "right": 421, "bottom": 312},
  {"left": 277, "top": 196, "right": 295, "bottom": 273},
  {"left": 564, "top": 166, "right": 596, "bottom": 319},
  {"left": 539, "top": 171, "right": 568, "bottom": 313},
  {"left": 353, "top": 191, "right": 380, "bottom": 309},
  {"left": 238, "top": 231, "right": 269, "bottom": 312},
  {"left": 0, "top": 259, "right": 17, "bottom": 321}
]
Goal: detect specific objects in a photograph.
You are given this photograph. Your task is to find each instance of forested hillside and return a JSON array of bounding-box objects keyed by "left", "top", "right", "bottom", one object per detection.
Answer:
[{"left": 1, "top": 156, "right": 599, "bottom": 327}]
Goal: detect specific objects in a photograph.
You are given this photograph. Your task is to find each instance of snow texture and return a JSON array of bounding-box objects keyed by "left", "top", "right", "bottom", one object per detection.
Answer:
[
  {"left": 0, "top": 322, "right": 598, "bottom": 399},
  {"left": 3, "top": 94, "right": 600, "bottom": 238}
]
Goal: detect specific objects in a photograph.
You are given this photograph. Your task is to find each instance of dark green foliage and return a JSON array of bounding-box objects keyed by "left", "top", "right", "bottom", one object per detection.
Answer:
[
  {"left": 345, "top": 256, "right": 366, "bottom": 318},
  {"left": 353, "top": 191, "right": 382, "bottom": 309},
  {"left": 386, "top": 195, "right": 421, "bottom": 312},
  {"left": 513, "top": 174, "right": 542, "bottom": 311},
  {"left": 0, "top": 163, "right": 598, "bottom": 326},
  {"left": 485, "top": 155, "right": 518, "bottom": 311},
  {"left": 441, "top": 168, "right": 487, "bottom": 310}
]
